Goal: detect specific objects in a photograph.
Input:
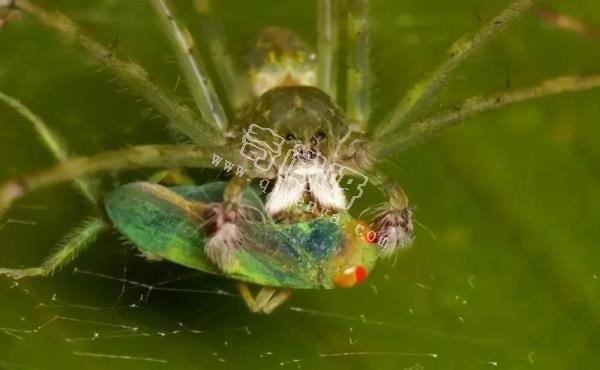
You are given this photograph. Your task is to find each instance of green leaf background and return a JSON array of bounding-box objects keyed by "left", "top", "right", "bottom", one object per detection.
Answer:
[{"left": 0, "top": 1, "right": 598, "bottom": 369}]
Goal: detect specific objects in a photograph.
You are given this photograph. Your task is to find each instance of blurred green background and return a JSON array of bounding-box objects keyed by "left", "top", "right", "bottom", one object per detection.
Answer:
[{"left": 0, "top": 1, "right": 599, "bottom": 369}]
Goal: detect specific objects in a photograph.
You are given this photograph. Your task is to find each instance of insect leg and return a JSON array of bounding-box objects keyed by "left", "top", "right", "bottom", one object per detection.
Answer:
[
  {"left": 373, "top": 0, "right": 535, "bottom": 139},
  {"left": 150, "top": 0, "right": 228, "bottom": 132},
  {"left": 8, "top": 0, "right": 222, "bottom": 145},
  {"left": 345, "top": 0, "right": 371, "bottom": 131},
  {"left": 261, "top": 289, "right": 292, "bottom": 314},
  {"left": 236, "top": 283, "right": 291, "bottom": 314},
  {"left": 0, "top": 217, "right": 107, "bottom": 279},
  {"left": 237, "top": 283, "right": 273, "bottom": 313},
  {"left": 376, "top": 74, "right": 600, "bottom": 156},
  {"left": 317, "top": 0, "right": 339, "bottom": 100},
  {"left": 195, "top": 0, "right": 251, "bottom": 111}
]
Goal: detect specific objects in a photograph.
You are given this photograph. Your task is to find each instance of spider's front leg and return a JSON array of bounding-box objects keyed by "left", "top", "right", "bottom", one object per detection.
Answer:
[
  {"left": 338, "top": 133, "right": 413, "bottom": 254},
  {"left": 204, "top": 176, "right": 255, "bottom": 272},
  {"left": 364, "top": 172, "right": 414, "bottom": 257}
]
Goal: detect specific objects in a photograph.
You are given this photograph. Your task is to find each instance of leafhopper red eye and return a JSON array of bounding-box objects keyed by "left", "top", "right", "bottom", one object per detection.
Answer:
[{"left": 333, "top": 265, "right": 368, "bottom": 288}]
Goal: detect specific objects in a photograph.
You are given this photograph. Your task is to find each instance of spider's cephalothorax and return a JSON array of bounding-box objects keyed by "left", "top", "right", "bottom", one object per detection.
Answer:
[
  {"left": 239, "top": 85, "right": 351, "bottom": 218},
  {"left": 1, "top": 0, "right": 598, "bottom": 313}
]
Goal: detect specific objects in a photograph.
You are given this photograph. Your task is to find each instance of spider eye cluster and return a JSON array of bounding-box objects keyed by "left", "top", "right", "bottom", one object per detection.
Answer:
[{"left": 285, "top": 131, "right": 326, "bottom": 146}]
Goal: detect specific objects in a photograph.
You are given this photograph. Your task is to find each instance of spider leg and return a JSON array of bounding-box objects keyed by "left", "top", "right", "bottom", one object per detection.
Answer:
[
  {"left": 0, "top": 91, "right": 98, "bottom": 204},
  {"left": 204, "top": 176, "right": 252, "bottom": 271},
  {"left": 9, "top": 0, "right": 221, "bottom": 144},
  {"left": 195, "top": 0, "right": 251, "bottom": 111},
  {"left": 317, "top": 0, "right": 339, "bottom": 100},
  {"left": 0, "top": 94, "right": 108, "bottom": 279},
  {"left": 236, "top": 283, "right": 292, "bottom": 314},
  {"left": 373, "top": 0, "right": 535, "bottom": 139},
  {"left": 345, "top": 0, "right": 371, "bottom": 131},
  {"left": 362, "top": 171, "right": 414, "bottom": 256},
  {"left": 0, "top": 143, "right": 233, "bottom": 217},
  {"left": 377, "top": 74, "right": 600, "bottom": 156},
  {"left": 0, "top": 217, "right": 108, "bottom": 279},
  {"left": 150, "top": 0, "right": 228, "bottom": 132},
  {"left": 0, "top": 97, "right": 216, "bottom": 279}
]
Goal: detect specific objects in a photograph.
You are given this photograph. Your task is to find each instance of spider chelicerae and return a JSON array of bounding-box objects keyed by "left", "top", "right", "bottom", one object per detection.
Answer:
[{"left": 0, "top": 0, "right": 598, "bottom": 313}]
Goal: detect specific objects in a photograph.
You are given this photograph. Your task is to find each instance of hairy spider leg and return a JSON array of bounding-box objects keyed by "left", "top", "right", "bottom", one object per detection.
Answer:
[
  {"left": 0, "top": 93, "right": 109, "bottom": 279},
  {"left": 0, "top": 218, "right": 107, "bottom": 279},
  {"left": 0, "top": 167, "right": 203, "bottom": 280},
  {"left": 377, "top": 74, "right": 600, "bottom": 156},
  {"left": 373, "top": 0, "right": 535, "bottom": 139},
  {"left": 0, "top": 94, "right": 207, "bottom": 279},
  {"left": 317, "top": 0, "right": 339, "bottom": 100},
  {"left": 0, "top": 144, "right": 231, "bottom": 217},
  {"left": 150, "top": 0, "right": 228, "bottom": 132},
  {"left": 341, "top": 0, "right": 412, "bottom": 251},
  {"left": 362, "top": 171, "right": 414, "bottom": 257},
  {"left": 10, "top": 0, "right": 222, "bottom": 144},
  {"left": 204, "top": 175, "right": 254, "bottom": 271}
]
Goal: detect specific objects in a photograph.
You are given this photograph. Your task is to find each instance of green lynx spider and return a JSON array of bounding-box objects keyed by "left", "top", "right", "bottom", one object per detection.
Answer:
[{"left": 0, "top": 0, "right": 599, "bottom": 313}]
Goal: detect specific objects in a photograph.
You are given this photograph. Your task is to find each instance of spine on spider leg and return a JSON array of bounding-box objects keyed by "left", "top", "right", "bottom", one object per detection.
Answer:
[
  {"left": 374, "top": 0, "right": 536, "bottom": 139},
  {"left": 12, "top": 0, "right": 221, "bottom": 145},
  {"left": 346, "top": 0, "right": 371, "bottom": 130},
  {"left": 150, "top": 0, "right": 228, "bottom": 131}
]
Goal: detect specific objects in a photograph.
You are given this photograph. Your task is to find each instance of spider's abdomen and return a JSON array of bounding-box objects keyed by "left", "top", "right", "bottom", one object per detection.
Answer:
[
  {"left": 247, "top": 27, "right": 317, "bottom": 96},
  {"left": 238, "top": 86, "right": 352, "bottom": 219}
]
